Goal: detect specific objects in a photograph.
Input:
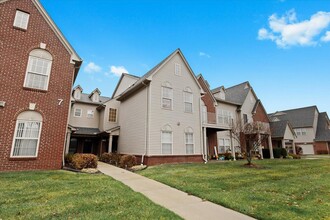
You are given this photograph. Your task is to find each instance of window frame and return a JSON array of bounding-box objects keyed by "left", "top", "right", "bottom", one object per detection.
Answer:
[
  {"left": 23, "top": 50, "right": 53, "bottom": 91},
  {"left": 74, "top": 108, "right": 82, "bottom": 118},
  {"left": 185, "top": 128, "right": 194, "bottom": 154},
  {"left": 87, "top": 110, "right": 94, "bottom": 119},
  {"left": 109, "top": 108, "right": 118, "bottom": 123},
  {"left": 10, "top": 119, "right": 42, "bottom": 158},
  {"left": 174, "top": 63, "right": 182, "bottom": 76},
  {"left": 161, "top": 125, "right": 173, "bottom": 155},
  {"left": 161, "top": 85, "right": 173, "bottom": 110},
  {"left": 218, "top": 138, "right": 231, "bottom": 154},
  {"left": 13, "top": 10, "right": 30, "bottom": 30},
  {"left": 183, "top": 88, "right": 193, "bottom": 113}
]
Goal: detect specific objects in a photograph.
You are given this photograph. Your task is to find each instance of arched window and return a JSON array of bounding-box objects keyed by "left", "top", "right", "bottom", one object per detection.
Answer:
[
  {"left": 161, "top": 81, "right": 173, "bottom": 110},
  {"left": 161, "top": 124, "right": 172, "bottom": 154},
  {"left": 185, "top": 127, "right": 194, "bottom": 154},
  {"left": 183, "top": 87, "right": 193, "bottom": 113},
  {"left": 24, "top": 49, "right": 53, "bottom": 90},
  {"left": 11, "top": 111, "right": 43, "bottom": 157}
]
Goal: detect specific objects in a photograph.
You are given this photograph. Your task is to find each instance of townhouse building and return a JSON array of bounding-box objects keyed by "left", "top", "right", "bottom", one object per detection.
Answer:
[{"left": 0, "top": 0, "right": 82, "bottom": 171}]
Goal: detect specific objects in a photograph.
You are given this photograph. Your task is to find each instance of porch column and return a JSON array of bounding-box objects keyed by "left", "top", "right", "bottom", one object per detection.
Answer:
[
  {"left": 292, "top": 140, "right": 296, "bottom": 154},
  {"left": 282, "top": 139, "right": 286, "bottom": 149},
  {"left": 258, "top": 133, "right": 263, "bottom": 159},
  {"left": 203, "top": 127, "right": 207, "bottom": 161},
  {"left": 230, "top": 131, "right": 236, "bottom": 160},
  {"left": 65, "top": 131, "right": 71, "bottom": 154},
  {"left": 268, "top": 135, "right": 274, "bottom": 159},
  {"left": 108, "top": 135, "right": 113, "bottom": 153}
]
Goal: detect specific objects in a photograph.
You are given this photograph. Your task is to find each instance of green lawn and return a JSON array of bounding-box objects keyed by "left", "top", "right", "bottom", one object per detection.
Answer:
[
  {"left": 0, "top": 170, "right": 181, "bottom": 220},
  {"left": 139, "top": 159, "right": 330, "bottom": 220}
]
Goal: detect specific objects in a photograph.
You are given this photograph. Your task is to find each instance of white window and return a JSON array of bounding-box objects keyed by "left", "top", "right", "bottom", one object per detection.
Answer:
[
  {"left": 184, "top": 87, "right": 193, "bottom": 113},
  {"left": 295, "top": 128, "right": 307, "bottom": 136},
  {"left": 218, "top": 138, "right": 230, "bottom": 154},
  {"left": 11, "top": 111, "right": 42, "bottom": 157},
  {"left": 109, "top": 108, "right": 117, "bottom": 122},
  {"left": 13, "top": 10, "right": 30, "bottom": 30},
  {"left": 161, "top": 125, "right": 172, "bottom": 154},
  {"left": 185, "top": 127, "right": 194, "bottom": 154},
  {"left": 74, "top": 108, "right": 82, "bottom": 117},
  {"left": 87, "top": 110, "right": 94, "bottom": 118},
  {"left": 24, "top": 49, "right": 52, "bottom": 90},
  {"left": 217, "top": 110, "right": 233, "bottom": 126},
  {"left": 161, "top": 82, "right": 173, "bottom": 110},
  {"left": 74, "top": 90, "right": 81, "bottom": 99},
  {"left": 92, "top": 93, "right": 99, "bottom": 102},
  {"left": 202, "top": 105, "right": 207, "bottom": 123},
  {"left": 175, "top": 63, "right": 182, "bottom": 76}
]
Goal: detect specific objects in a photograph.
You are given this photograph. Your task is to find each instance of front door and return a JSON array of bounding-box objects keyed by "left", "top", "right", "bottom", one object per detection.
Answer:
[{"left": 112, "top": 136, "right": 119, "bottom": 153}]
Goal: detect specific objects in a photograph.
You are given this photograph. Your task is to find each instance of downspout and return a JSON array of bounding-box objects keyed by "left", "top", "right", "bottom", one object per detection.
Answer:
[
  {"left": 199, "top": 96, "right": 207, "bottom": 163},
  {"left": 141, "top": 81, "right": 149, "bottom": 165}
]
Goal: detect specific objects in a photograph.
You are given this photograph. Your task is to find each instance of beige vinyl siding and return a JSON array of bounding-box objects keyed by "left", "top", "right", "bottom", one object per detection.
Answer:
[
  {"left": 148, "top": 53, "right": 202, "bottom": 156},
  {"left": 312, "top": 110, "right": 319, "bottom": 135},
  {"left": 294, "top": 127, "right": 315, "bottom": 143},
  {"left": 100, "top": 99, "right": 121, "bottom": 131},
  {"left": 283, "top": 124, "right": 295, "bottom": 140},
  {"left": 69, "top": 103, "right": 100, "bottom": 128},
  {"left": 118, "top": 87, "right": 147, "bottom": 155},
  {"left": 240, "top": 90, "right": 256, "bottom": 123},
  {"left": 113, "top": 75, "right": 139, "bottom": 98}
]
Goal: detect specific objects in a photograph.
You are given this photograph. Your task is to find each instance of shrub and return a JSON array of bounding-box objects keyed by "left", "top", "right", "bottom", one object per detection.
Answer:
[
  {"left": 71, "top": 154, "right": 98, "bottom": 170},
  {"left": 273, "top": 148, "right": 288, "bottom": 158},
  {"left": 64, "top": 153, "right": 74, "bottom": 166},
  {"left": 110, "top": 153, "right": 121, "bottom": 166},
  {"left": 119, "top": 155, "right": 137, "bottom": 168},
  {"left": 281, "top": 148, "right": 288, "bottom": 158},
  {"left": 289, "top": 153, "right": 301, "bottom": 159},
  {"left": 99, "top": 153, "right": 112, "bottom": 163}
]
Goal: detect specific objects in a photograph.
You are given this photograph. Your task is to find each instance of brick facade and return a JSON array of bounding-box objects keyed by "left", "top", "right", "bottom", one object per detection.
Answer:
[
  {"left": 0, "top": 0, "right": 80, "bottom": 171},
  {"left": 197, "top": 77, "right": 216, "bottom": 113},
  {"left": 252, "top": 102, "right": 270, "bottom": 123},
  {"left": 314, "top": 142, "right": 329, "bottom": 154}
]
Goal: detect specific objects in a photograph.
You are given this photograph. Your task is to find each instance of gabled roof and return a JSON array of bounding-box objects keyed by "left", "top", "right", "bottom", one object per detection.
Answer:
[
  {"left": 270, "top": 120, "right": 295, "bottom": 138},
  {"left": 0, "top": 0, "right": 83, "bottom": 81},
  {"left": 224, "top": 81, "right": 252, "bottom": 105},
  {"left": 117, "top": 48, "right": 203, "bottom": 101},
  {"left": 111, "top": 73, "right": 140, "bottom": 99},
  {"left": 88, "top": 88, "right": 101, "bottom": 98},
  {"left": 211, "top": 86, "right": 225, "bottom": 94},
  {"left": 73, "top": 85, "right": 83, "bottom": 92},
  {"left": 268, "top": 106, "right": 318, "bottom": 128},
  {"left": 315, "top": 112, "right": 330, "bottom": 141},
  {"left": 76, "top": 93, "right": 110, "bottom": 105},
  {"left": 196, "top": 74, "right": 217, "bottom": 105}
]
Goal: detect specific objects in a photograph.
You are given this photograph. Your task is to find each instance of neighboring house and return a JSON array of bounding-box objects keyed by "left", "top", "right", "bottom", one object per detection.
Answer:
[
  {"left": 270, "top": 121, "right": 296, "bottom": 154},
  {"left": 116, "top": 49, "right": 204, "bottom": 165},
  {"left": 211, "top": 82, "right": 274, "bottom": 159},
  {"left": 0, "top": 0, "right": 82, "bottom": 171},
  {"left": 314, "top": 112, "right": 330, "bottom": 154},
  {"left": 269, "top": 106, "right": 330, "bottom": 155}
]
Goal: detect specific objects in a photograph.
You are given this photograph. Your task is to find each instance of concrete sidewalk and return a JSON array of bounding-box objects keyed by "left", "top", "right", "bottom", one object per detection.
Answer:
[{"left": 98, "top": 162, "right": 255, "bottom": 220}]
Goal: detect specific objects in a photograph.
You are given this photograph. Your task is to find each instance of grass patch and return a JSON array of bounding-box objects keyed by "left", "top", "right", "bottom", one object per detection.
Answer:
[
  {"left": 139, "top": 159, "right": 330, "bottom": 220},
  {"left": 0, "top": 170, "right": 181, "bottom": 220}
]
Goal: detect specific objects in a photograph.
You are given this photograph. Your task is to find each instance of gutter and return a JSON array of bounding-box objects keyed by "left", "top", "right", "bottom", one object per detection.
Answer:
[
  {"left": 199, "top": 95, "right": 208, "bottom": 163},
  {"left": 142, "top": 81, "right": 150, "bottom": 165}
]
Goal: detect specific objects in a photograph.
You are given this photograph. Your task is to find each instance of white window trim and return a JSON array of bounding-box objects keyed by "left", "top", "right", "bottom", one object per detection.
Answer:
[
  {"left": 74, "top": 108, "right": 82, "bottom": 118},
  {"left": 218, "top": 138, "right": 231, "bottom": 154},
  {"left": 174, "top": 63, "right": 182, "bottom": 76},
  {"left": 183, "top": 90, "right": 193, "bottom": 113},
  {"left": 23, "top": 54, "right": 52, "bottom": 91},
  {"left": 87, "top": 110, "right": 94, "bottom": 119},
  {"left": 13, "top": 10, "right": 30, "bottom": 30},
  {"left": 161, "top": 86, "right": 173, "bottom": 110},
  {"left": 185, "top": 131, "right": 195, "bottom": 154},
  {"left": 10, "top": 119, "right": 42, "bottom": 158},
  {"left": 109, "top": 108, "right": 118, "bottom": 123},
  {"left": 161, "top": 130, "right": 173, "bottom": 155}
]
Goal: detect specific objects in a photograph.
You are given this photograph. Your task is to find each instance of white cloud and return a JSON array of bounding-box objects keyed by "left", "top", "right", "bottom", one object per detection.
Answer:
[
  {"left": 109, "top": 66, "right": 129, "bottom": 77},
  {"left": 321, "top": 31, "right": 330, "bottom": 42},
  {"left": 199, "top": 52, "right": 211, "bottom": 58},
  {"left": 84, "top": 62, "right": 102, "bottom": 73},
  {"left": 258, "top": 9, "right": 330, "bottom": 48}
]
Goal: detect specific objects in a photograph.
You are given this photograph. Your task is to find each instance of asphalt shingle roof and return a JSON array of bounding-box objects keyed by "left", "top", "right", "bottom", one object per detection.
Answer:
[
  {"left": 269, "top": 106, "right": 317, "bottom": 128},
  {"left": 270, "top": 120, "right": 289, "bottom": 138},
  {"left": 77, "top": 93, "right": 111, "bottom": 104},
  {"left": 315, "top": 112, "right": 330, "bottom": 141},
  {"left": 73, "top": 127, "right": 101, "bottom": 135}
]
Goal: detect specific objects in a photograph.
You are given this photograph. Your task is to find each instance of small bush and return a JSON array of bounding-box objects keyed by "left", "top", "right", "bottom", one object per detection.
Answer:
[
  {"left": 281, "top": 148, "right": 288, "bottom": 158},
  {"left": 285, "top": 155, "right": 293, "bottom": 159},
  {"left": 99, "top": 153, "right": 112, "bottom": 163},
  {"left": 119, "top": 155, "right": 137, "bottom": 168},
  {"left": 289, "top": 153, "right": 301, "bottom": 159},
  {"left": 64, "top": 153, "right": 74, "bottom": 166},
  {"left": 110, "top": 153, "right": 121, "bottom": 166},
  {"left": 71, "top": 154, "right": 98, "bottom": 170},
  {"left": 273, "top": 148, "right": 288, "bottom": 158}
]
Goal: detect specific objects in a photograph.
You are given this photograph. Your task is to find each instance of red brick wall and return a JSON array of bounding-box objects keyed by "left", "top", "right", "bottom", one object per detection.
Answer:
[
  {"left": 135, "top": 155, "right": 203, "bottom": 166},
  {"left": 252, "top": 102, "right": 269, "bottom": 123},
  {"left": 207, "top": 130, "right": 218, "bottom": 156},
  {"left": 197, "top": 77, "right": 216, "bottom": 113},
  {"left": 314, "top": 142, "right": 329, "bottom": 154},
  {"left": 0, "top": 0, "right": 76, "bottom": 171}
]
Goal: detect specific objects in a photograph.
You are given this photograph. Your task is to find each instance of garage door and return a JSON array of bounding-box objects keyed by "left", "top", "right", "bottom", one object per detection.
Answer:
[{"left": 300, "top": 144, "right": 314, "bottom": 155}]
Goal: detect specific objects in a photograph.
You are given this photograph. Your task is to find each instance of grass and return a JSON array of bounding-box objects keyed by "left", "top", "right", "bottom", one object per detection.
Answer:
[
  {"left": 139, "top": 159, "right": 330, "bottom": 220},
  {"left": 0, "top": 170, "right": 181, "bottom": 220}
]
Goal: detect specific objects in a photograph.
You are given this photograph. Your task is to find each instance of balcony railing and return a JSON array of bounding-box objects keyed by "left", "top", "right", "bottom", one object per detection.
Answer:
[
  {"left": 202, "top": 112, "right": 233, "bottom": 128},
  {"left": 244, "top": 121, "right": 270, "bottom": 134}
]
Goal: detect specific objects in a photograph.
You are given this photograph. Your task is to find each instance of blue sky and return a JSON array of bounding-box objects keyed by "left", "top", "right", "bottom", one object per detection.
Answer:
[{"left": 40, "top": 0, "right": 330, "bottom": 114}]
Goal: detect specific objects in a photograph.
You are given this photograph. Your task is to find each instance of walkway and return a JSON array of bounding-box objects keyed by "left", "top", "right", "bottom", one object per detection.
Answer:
[{"left": 98, "top": 162, "right": 255, "bottom": 220}]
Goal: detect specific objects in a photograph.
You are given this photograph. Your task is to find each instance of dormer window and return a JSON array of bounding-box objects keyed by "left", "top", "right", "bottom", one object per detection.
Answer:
[
  {"left": 74, "top": 90, "right": 81, "bottom": 100},
  {"left": 89, "top": 89, "right": 101, "bottom": 102},
  {"left": 14, "top": 10, "right": 30, "bottom": 30},
  {"left": 92, "top": 93, "right": 99, "bottom": 102},
  {"left": 219, "top": 91, "right": 225, "bottom": 100}
]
